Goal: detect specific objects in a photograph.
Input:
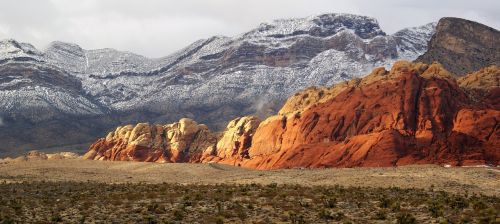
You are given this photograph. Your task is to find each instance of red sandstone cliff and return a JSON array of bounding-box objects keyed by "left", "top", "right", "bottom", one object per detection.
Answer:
[
  {"left": 84, "top": 62, "right": 499, "bottom": 169},
  {"left": 208, "top": 62, "right": 499, "bottom": 168}
]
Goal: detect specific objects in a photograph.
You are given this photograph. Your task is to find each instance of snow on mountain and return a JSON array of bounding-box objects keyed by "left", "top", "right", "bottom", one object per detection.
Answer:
[
  {"left": 1, "top": 13, "right": 436, "bottom": 116},
  {"left": 393, "top": 22, "right": 437, "bottom": 60},
  {"left": 244, "top": 13, "right": 385, "bottom": 40},
  {"left": 0, "top": 62, "right": 104, "bottom": 122},
  {"left": 0, "top": 13, "right": 437, "bottom": 153},
  {"left": 0, "top": 39, "right": 44, "bottom": 62}
]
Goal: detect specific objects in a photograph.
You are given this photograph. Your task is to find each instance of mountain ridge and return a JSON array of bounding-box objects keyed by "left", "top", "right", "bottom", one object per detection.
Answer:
[{"left": 0, "top": 13, "right": 437, "bottom": 156}]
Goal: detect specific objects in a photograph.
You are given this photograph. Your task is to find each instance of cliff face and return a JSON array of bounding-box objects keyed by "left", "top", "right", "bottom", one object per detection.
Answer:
[
  {"left": 210, "top": 61, "right": 499, "bottom": 169},
  {"left": 416, "top": 17, "right": 500, "bottom": 76},
  {"left": 82, "top": 118, "right": 217, "bottom": 162}
]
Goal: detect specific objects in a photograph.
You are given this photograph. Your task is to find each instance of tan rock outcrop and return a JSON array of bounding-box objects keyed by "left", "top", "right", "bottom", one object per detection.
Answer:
[
  {"left": 47, "top": 152, "right": 80, "bottom": 160},
  {"left": 458, "top": 65, "right": 500, "bottom": 108},
  {"left": 458, "top": 65, "right": 500, "bottom": 90},
  {"left": 83, "top": 118, "right": 217, "bottom": 163},
  {"left": 4, "top": 150, "right": 80, "bottom": 162},
  {"left": 13, "top": 150, "right": 48, "bottom": 161},
  {"left": 202, "top": 116, "right": 261, "bottom": 164}
]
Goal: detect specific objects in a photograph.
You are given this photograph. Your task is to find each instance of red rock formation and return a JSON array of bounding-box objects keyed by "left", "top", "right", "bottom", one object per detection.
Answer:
[
  {"left": 84, "top": 61, "right": 499, "bottom": 169},
  {"left": 211, "top": 61, "right": 499, "bottom": 169}
]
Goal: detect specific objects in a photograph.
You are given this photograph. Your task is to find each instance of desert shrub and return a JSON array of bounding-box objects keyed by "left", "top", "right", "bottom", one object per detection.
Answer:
[
  {"left": 427, "top": 200, "right": 443, "bottom": 218},
  {"left": 396, "top": 213, "right": 416, "bottom": 224},
  {"left": 391, "top": 201, "right": 401, "bottom": 212},
  {"left": 246, "top": 202, "right": 254, "bottom": 210},
  {"left": 214, "top": 216, "right": 224, "bottom": 224},
  {"left": 299, "top": 199, "right": 310, "bottom": 208},
  {"left": 78, "top": 216, "right": 86, "bottom": 224},
  {"left": 49, "top": 214, "right": 62, "bottom": 222},
  {"left": 472, "top": 199, "right": 487, "bottom": 210},
  {"left": 216, "top": 201, "right": 223, "bottom": 214},
  {"left": 332, "top": 212, "right": 345, "bottom": 221},
  {"left": 0, "top": 181, "right": 497, "bottom": 223},
  {"left": 0, "top": 215, "right": 15, "bottom": 224},
  {"left": 145, "top": 216, "right": 157, "bottom": 224},
  {"left": 373, "top": 210, "right": 387, "bottom": 220},
  {"left": 379, "top": 195, "right": 392, "bottom": 208},
  {"left": 477, "top": 208, "right": 498, "bottom": 224},
  {"left": 450, "top": 195, "right": 469, "bottom": 210},
  {"left": 289, "top": 212, "right": 306, "bottom": 224},
  {"left": 323, "top": 197, "right": 337, "bottom": 208},
  {"left": 233, "top": 203, "right": 247, "bottom": 220},
  {"left": 172, "top": 209, "right": 184, "bottom": 221},
  {"left": 267, "top": 182, "right": 278, "bottom": 188},
  {"left": 318, "top": 209, "right": 333, "bottom": 220}
]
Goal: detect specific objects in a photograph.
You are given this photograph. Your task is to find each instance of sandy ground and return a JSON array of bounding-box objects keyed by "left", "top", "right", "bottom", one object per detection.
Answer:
[{"left": 0, "top": 159, "right": 498, "bottom": 196}]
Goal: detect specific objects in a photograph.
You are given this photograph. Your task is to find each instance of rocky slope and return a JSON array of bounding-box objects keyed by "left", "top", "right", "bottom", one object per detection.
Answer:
[
  {"left": 0, "top": 13, "right": 437, "bottom": 156},
  {"left": 84, "top": 62, "right": 499, "bottom": 168},
  {"left": 416, "top": 17, "right": 500, "bottom": 76}
]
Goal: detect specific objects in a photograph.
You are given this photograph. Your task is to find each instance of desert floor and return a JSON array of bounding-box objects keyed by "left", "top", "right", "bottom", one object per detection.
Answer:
[
  {"left": 0, "top": 160, "right": 499, "bottom": 223},
  {"left": 0, "top": 160, "right": 498, "bottom": 196}
]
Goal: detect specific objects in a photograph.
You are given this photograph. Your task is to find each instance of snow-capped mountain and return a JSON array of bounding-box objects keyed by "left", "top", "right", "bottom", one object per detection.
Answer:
[{"left": 0, "top": 13, "right": 436, "bottom": 155}]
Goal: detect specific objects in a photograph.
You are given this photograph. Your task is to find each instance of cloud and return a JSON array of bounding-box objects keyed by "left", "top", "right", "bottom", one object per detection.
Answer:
[{"left": 0, "top": 0, "right": 498, "bottom": 57}]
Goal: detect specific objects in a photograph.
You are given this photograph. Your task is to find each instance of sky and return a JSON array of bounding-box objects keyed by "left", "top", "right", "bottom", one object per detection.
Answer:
[{"left": 0, "top": 0, "right": 498, "bottom": 58}]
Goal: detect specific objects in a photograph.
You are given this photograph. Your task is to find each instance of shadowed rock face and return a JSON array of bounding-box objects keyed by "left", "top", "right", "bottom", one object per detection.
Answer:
[
  {"left": 209, "top": 61, "right": 499, "bottom": 169},
  {"left": 416, "top": 17, "right": 500, "bottom": 76}
]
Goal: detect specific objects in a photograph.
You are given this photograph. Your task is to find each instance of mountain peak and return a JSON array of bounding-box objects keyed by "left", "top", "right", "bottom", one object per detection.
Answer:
[
  {"left": 416, "top": 17, "right": 500, "bottom": 75},
  {"left": 45, "top": 41, "right": 84, "bottom": 53},
  {"left": 0, "top": 38, "right": 42, "bottom": 61},
  {"left": 245, "top": 13, "right": 385, "bottom": 39}
]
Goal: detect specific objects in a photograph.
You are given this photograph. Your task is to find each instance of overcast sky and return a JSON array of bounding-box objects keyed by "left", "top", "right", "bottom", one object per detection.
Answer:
[{"left": 0, "top": 0, "right": 498, "bottom": 57}]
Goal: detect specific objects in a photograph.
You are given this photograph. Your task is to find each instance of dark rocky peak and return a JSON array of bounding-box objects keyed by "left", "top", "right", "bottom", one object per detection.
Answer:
[
  {"left": 416, "top": 17, "right": 500, "bottom": 75},
  {"left": 0, "top": 39, "right": 42, "bottom": 59},
  {"left": 243, "top": 13, "right": 385, "bottom": 39},
  {"left": 45, "top": 41, "right": 85, "bottom": 58},
  {"left": 311, "top": 13, "right": 386, "bottom": 38}
]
